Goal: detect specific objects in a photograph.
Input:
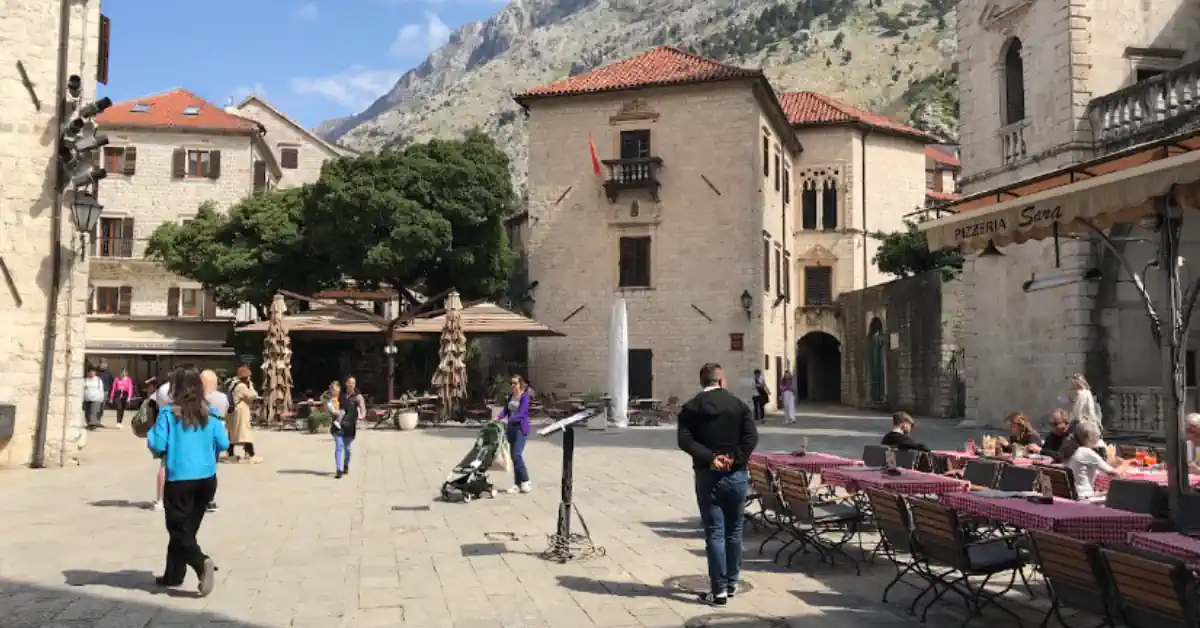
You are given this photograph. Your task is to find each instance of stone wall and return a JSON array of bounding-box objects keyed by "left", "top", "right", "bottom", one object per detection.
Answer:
[{"left": 838, "top": 272, "right": 966, "bottom": 418}]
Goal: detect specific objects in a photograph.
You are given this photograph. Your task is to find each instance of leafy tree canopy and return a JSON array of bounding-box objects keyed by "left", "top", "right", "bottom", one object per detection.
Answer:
[{"left": 872, "top": 218, "right": 963, "bottom": 280}]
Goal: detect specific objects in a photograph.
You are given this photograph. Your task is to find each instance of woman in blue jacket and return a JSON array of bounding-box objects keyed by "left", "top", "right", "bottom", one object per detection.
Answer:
[
  {"left": 147, "top": 365, "right": 229, "bottom": 597},
  {"left": 498, "top": 374, "right": 532, "bottom": 494}
]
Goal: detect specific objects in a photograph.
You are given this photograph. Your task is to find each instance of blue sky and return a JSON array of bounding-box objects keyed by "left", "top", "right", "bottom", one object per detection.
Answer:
[{"left": 101, "top": 0, "right": 504, "bottom": 129}]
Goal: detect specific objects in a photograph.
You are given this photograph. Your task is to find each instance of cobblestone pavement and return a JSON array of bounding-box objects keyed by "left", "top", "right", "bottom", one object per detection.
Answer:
[{"left": 0, "top": 408, "right": 1048, "bottom": 627}]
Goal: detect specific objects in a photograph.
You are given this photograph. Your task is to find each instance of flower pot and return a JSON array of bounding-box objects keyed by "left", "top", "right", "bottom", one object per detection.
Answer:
[{"left": 396, "top": 410, "right": 419, "bottom": 431}]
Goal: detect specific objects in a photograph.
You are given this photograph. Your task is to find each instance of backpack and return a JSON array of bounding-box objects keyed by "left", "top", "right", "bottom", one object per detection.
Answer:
[
  {"left": 218, "top": 378, "right": 241, "bottom": 417},
  {"left": 131, "top": 398, "right": 157, "bottom": 438}
]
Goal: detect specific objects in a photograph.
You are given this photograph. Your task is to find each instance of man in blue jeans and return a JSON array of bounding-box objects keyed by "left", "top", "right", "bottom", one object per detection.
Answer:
[{"left": 677, "top": 362, "right": 759, "bottom": 606}]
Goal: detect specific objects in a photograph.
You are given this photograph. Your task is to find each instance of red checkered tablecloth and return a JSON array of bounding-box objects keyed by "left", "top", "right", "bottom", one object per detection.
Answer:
[
  {"left": 933, "top": 450, "right": 1047, "bottom": 470},
  {"left": 1128, "top": 532, "right": 1200, "bottom": 571},
  {"left": 751, "top": 451, "right": 863, "bottom": 475},
  {"left": 940, "top": 492, "right": 1153, "bottom": 543},
  {"left": 822, "top": 467, "right": 969, "bottom": 495},
  {"left": 1094, "top": 470, "right": 1200, "bottom": 493}
]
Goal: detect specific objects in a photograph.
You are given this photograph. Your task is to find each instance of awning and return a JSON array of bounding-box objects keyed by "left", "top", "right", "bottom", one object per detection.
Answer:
[
  {"left": 86, "top": 339, "right": 235, "bottom": 356},
  {"left": 920, "top": 131, "right": 1200, "bottom": 253},
  {"left": 237, "top": 301, "right": 565, "bottom": 338}
]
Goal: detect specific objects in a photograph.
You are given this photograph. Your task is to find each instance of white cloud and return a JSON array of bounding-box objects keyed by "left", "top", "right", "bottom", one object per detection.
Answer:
[
  {"left": 389, "top": 12, "right": 452, "bottom": 57},
  {"left": 293, "top": 2, "right": 319, "bottom": 21},
  {"left": 290, "top": 66, "right": 403, "bottom": 110},
  {"left": 227, "top": 83, "right": 267, "bottom": 105}
]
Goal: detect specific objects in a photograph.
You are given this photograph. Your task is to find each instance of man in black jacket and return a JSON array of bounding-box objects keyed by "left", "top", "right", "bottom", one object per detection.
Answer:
[{"left": 678, "top": 362, "right": 759, "bottom": 606}]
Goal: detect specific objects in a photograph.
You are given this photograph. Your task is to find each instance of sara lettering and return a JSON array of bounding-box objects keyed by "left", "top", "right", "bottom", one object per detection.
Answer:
[{"left": 1017, "top": 205, "right": 1063, "bottom": 227}]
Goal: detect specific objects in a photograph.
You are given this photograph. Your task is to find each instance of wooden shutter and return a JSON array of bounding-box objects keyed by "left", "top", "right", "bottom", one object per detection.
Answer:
[
  {"left": 208, "top": 151, "right": 222, "bottom": 179},
  {"left": 202, "top": 290, "right": 217, "bottom": 317},
  {"left": 171, "top": 149, "right": 185, "bottom": 178},
  {"left": 88, "top": 225, "right": 97, "bottom": 257},
  {"left": 166, "top": 287, "right": 180, "bottom": 316},
  {"left": 783, "top": 252, "right": 791, "bottom": 302},
  {"left": 253, "top": 161, "right": 267, "bottom": 193},
  {"left": 86, "top": 286, "right": 94, "bottom": 314},
  {"left": 762, "top": 238, "right": 770, "bottom": 291},
  {"left": 280, "top": 148, "right": 298, "bottom": 169},
  {"left": 117, "top": 286, "right": 132, "bottom": 315},
  {"left": 774, "top": 248, "right": 782, "bottom": 296},
  {"left": 123, "top": 146, "right": 137, "bottom": 175},
  {"left": 120, "top": 218, "right": 134, "bottom": 257},
  {"left": 96, "top": 15, "right": 111, "bottom": 85},
  {"left": 803, "top": 266, "right": 832, "bottom": 307}
]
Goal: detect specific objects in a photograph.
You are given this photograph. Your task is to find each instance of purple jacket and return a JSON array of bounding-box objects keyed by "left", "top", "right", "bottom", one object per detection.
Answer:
[{"left": 500, "top": 390, "right": 530, "bottom": 436}]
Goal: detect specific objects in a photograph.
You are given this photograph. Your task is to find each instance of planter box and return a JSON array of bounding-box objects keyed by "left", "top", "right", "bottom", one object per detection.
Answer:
[{"left": 396, "top": 410, "right": 419, "bottom": 431}]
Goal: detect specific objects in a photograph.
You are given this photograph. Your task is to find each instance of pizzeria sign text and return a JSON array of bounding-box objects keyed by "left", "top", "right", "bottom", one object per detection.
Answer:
[{"left": 950, "top": 203, "right": 1064, "bottom": 244}]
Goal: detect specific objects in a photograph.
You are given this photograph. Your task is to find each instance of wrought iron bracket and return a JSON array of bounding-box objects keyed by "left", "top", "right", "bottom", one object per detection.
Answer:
[{"left": 1079, "top": 217, "right": 1163, "bottom": 345}]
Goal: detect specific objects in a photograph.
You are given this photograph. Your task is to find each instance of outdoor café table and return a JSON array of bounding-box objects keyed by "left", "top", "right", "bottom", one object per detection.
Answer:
[
  {"left": 934, "top": 450, "right": 1047, "bottom": 470},
  {"left": 940, "top": 492, "right": 1154, "bottom": 543},
  {"left": 1095, "top": 469, "right": 1200, "bottom": 493},
  {"left": 822, "top": 467, "right": 970, "bottom": 495},
  {"left": 1128, "top": 532, "right": 1200, "bottom": 571},
  {"left": 752, "top": 451, "right": 863, "bottom": 475}
]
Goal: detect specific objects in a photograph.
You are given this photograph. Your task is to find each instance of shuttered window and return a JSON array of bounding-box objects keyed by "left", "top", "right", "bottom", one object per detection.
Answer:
[
  {"left": 618, "top": 236, "right": 651, "bottom": 288},
  {"left": 803, "top": 266, "right": 833, "bottom": 307}
]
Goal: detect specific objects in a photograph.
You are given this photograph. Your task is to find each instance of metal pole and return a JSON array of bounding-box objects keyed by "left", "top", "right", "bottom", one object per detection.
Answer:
[
  {"left": 556, "top": 424, "right": 575, "bottom": 542},
  {"left": 1158, "top": 196, "right": 1188, "bottom": 526}
]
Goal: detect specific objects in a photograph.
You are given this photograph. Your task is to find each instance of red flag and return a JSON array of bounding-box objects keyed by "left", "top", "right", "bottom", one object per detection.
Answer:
[{"left": 589, "top": 133, "right": 603, "bottom": 176}]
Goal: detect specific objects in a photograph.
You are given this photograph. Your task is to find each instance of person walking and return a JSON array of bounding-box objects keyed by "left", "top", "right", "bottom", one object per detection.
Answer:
[
  {"left": 1064, "top": 374, "right": 1106, "bottom": 454},
  {"left": 146, "top": 365, "right": 229, "bottom": 597},
  {"left": 95, "top": 358, "right": 115, "bottom": 425},
  {"left": 148, "top": 373, "right": 176, "bottom": 511},
  {"left": 83, "top": 369, "right": 105, "bottom": 429},
  {"left": 331, "top": 377, "right": 363, "bottom": 478},
  {"left": 498, "top": 374, "right": 532, "bottom": 494},
  {"left": 200, "top": 369, "right": 228, "bottom": 513},
  {"left": 780, "top": 370, "right": 796, "bottom": 424},
  {"left": 109, "top": 368, "right": 134, "bottom": 427},
  {"left": 226, "top": 365, "right": 261, "bottom": 463},
  {"left": 751, "top": 369, "right": 769, "bottom": 423},
  {"left": 678, "top": 362, "right": 759, "bottom": 606}
]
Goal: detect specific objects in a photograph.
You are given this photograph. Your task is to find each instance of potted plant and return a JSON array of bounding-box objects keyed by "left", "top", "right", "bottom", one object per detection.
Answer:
[
  {"left": 395, "top": 391, "right": 420, "bottom": 431},
  {"left": 306, "top": 410, "right": 332, "bottom": 434}
]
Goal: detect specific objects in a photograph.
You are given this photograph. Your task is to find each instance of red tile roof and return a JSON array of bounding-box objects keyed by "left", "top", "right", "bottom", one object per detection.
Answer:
[
  {"left": 515, "top": 46, "right": 763, "bottom": 102},
  {"left": 778, "top": 91, "right": 934, "bottom": 142},
  {"left": 926, "top": 145, "right": 961, "bottom": 168},
  {"left": 926, "top": 190, "right": 962, "bottom": 202},
  {"left": 97, "top": 89, "right": 260, "bottom": 134}
]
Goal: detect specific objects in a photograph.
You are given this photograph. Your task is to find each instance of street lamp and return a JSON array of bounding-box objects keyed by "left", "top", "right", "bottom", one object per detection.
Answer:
[
  {"left": 740, "top": 290, "right": 753, "bottom": 320},
  {"left": 70, "top": 191, "right": 103, "bottom": 257}
]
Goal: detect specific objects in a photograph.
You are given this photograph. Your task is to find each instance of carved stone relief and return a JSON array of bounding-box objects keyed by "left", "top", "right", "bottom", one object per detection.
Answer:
[
  {"left": 978, "top": 0, "right": 1033, "bottom": 31},
  {"left": 609, "top": 98, "right": 660, "bottom": 123}
]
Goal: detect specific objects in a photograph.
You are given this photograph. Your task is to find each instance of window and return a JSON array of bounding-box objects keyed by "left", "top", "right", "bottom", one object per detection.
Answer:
[
  {"left": 1188, "top": 350, "right": 1197, "bottom": 388},
  {"left": 280, "top": 147, "right": 299, "bottom": 169},
  {"left": 801, "top": 181, "right": 818, "bottom": 230},
  {"left": 131, "top": 103, "right": 150, "bottom": 113},
  {"left": 762, "top": 236, "right": 771, "bottom": 291},
  {"left": 619, "top": 130, "right": 651, "bottom": 159},
  {"left": 783, "top": 252, "right": 792, "bottom": 302},
  {"left": 729, "top": 333, "right": 744, "bottom": 351},
  {"left": 1136, "top": 68, "right": 1166, "bottom": 83},
  {"left": 183, "top": 106, "right": 201, "bottom": 116},
  {"left": 253, "top": 161, "right": 268, "bottom": 193},
  {"left": 103, "top": 146, "right": 135, "bottom": 176},
  {"left": 774, "top": 247, "right": 782, "bottom": 296},
  {"left": 822, "top": 180, "right": 839, "bottom": 229},
  {"left": 97, "top": 15, "right": 111, "bottom": 85},
  {"left": 617, "top": 236, "right": 651, "bottom": 287},
  {"left": 803, "top": 266, "right": 833, "bottom": 307},
  {"left": 1003, "top": 38, "right": 1025, "bottom": 125},
  {"left": 174, "top": 148, "right": 221, "bottom": 179},
  {"left": 180, "top": 289, "right": 201, "bottom": 316},
  {"left": 95, "top": 217, "right": 133, "bottom": 258},
  {"left": 91, "top": 286, "right": 130, "bottom": 315},
  {"left": 782, "top": 164, "right": 791, "bottom": 206},
  {"left": 773, "top": 150, "right": 781, "bottom": 191},
  {"left": 187, "top": 150, "right": 211, "bottom": 177},
  {"left": 762, "top": 136, "right": 770, "bottom": 177}
]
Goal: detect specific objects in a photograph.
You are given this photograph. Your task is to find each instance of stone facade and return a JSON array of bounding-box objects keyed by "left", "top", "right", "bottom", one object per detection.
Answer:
[
  {"left": 0, "top": 0, "right": 103, "bottom": 467},
  {"left": 953, "top": 0, "right": 1200, "bottom": 425},
  {"left": 231, "top": 96, "right": 355, "bottom": 189},
  {"left": 838, "top": 273, "right": 966, "bottom": 418}
]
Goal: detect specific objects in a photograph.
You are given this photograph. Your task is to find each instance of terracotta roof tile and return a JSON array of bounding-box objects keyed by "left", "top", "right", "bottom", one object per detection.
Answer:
[
  {"left": 98, "top": 89, "right": 260, "bottom": 134},
  {"left": 778, "top": 91, "right": 934, "bottom": 142},
  {"left": 515, "top": 46, "right": 762, "bottom": 101},
  {"left": 926, "top": 190, "right": 962, "bottom": 201},
  {"left": 926, "top": 144, "right": 961, "bottom": 168}
]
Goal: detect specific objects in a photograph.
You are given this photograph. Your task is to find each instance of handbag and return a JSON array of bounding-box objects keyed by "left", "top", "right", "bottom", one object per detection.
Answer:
[
  {"left": 490, "top": 427, "right": 512, "bottom": 472},
  {"left": 131, "top": 399, "right": 156, "bottom": 438}
]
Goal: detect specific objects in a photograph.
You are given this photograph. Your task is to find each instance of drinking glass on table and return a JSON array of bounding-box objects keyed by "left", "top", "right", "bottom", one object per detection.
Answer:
[
  {"left": 1135, "top": 450, "right": 1147, "bottom": 466},
  {"left": 1144, "top": 453, "right": 1158, "bottom": 467}
]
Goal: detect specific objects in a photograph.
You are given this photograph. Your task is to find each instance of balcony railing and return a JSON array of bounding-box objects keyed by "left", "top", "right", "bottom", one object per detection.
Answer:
[
  {"left": 91, "top": 237, "right": 137, "bottom": 259},
  {"left": 998, "top": 120, "right": 1029, "bottom": 165},
  {"left": 1107, "top": 386, "right": 1200, "bottom": 436},
  {"left": 601, "top": 157, "right": 663, "bottom": 202},
  {"left": 1089, "top": 60, "right": 1200, "bottom": 148}
]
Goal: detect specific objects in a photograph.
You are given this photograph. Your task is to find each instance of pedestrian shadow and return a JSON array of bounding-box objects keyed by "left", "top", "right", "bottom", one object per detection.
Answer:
[
  {"left": 554, "top": 574, "right": 699, "bottom": 603},
  {"left": 276, "top": 469, "right": 333, "bottom": 477},
  {"left": 390, "top": 505, "right": 432, "bottom": 512},
  {"left": 6, "top": 577, "right": 268, "bottom": 626},
  {"left": 640, "top": 517, "right": 702, "bottom": 529},
  {"left": 646, "top": 527, "right": 704, "bottom": 539},
  {"left": 62, "top": 569, "right": 196, "bottom": 598},
  {"left": 88, "top": 499, "right": 155, "bottom": 509}
]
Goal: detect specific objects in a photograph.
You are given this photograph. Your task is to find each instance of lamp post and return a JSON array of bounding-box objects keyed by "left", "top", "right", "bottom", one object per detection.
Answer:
[
  {"left": 57, "top": 189, "right": 102, "bottom": 466},
  {"left": 70, "top": 191, "right": 103, "bottom": 257},
  {"left": 740, "top": 290, "right": 753, "bottom": 320}
]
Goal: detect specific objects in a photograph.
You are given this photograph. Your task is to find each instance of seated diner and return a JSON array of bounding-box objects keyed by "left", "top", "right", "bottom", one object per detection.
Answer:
[
  {"left": 1187, "top": 413, "right": 1200, "bottom": 474},
  {"left": 1067, "top": 421, "right": 1130, "bottom": 500},
  {"left": 1039, "top": 408, "right": 1078, "bottom": 462},
  {"left": 881, "top": 412, "right": 930, "bottom": 452},
  {"left": 996, "top": 411, "right": 1042, "bottom": 453}
]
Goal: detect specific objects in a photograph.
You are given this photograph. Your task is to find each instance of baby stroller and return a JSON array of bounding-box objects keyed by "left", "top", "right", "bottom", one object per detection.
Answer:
[{"left": 440, "top": 420, "right": 504, "bottom": 502}]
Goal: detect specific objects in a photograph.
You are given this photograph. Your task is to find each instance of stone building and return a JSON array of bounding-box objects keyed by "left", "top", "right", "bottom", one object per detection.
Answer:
[
  {"left": 925, "top": 144, "right": 961, "bottom": 206},
  {"left": 0, "top": 0, "right": 106, "bottom": 467},
  {"left": 920, "top": 0, "right": 1200, "bottom": 428},
  {"left": 88, "top": 90, "right": 352, "bottom": 384},
  {"left": 513, "top": 47, "right": 932, "bottom": 405}
]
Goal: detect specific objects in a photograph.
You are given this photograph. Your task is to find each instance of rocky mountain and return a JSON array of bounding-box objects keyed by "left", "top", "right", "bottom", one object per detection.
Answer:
[{"left": 319, "top": 0, "right": 959, "bottom": 185}]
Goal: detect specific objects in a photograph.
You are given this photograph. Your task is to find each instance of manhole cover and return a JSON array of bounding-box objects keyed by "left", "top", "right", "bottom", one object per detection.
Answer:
[
  {"left": 685, "top": 613, "right": 789, "bottom": 627},
  {"left": 662, "top": 575, "right": 755, "bottom": 595}
]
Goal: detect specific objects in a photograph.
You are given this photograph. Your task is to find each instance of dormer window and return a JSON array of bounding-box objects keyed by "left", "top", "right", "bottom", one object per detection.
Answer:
[
  {"left": 131, "top": 103, "right": 150, "bottom": 113},
  {"left": 183, "top": 106, "right": 201, "bottom": 116}
]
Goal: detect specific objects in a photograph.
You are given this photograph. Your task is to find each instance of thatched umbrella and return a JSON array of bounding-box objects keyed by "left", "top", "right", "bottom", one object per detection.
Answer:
[
  {"left": 262, "top": 294, "right": 294, "bottom": 425},
  {"left": 431, "top": 290, "right": 467, "bottom": 422}
]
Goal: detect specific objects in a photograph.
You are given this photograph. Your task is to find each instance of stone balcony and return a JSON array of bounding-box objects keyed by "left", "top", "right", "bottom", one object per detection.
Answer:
[
  {"left": 1108, "top": 386, "right": 1200, "bottom": 436},
  {"left": 1088, "top": 59, "right": 1200, "bottom": 152}
]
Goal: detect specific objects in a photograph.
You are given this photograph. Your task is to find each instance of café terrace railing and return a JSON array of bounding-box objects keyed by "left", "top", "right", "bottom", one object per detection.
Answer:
[{"left": 1107, "top": 386, "right": 1200, "bottom": 436}]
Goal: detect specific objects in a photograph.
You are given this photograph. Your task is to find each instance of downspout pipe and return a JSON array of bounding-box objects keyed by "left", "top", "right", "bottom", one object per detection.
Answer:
[
  {"left": 860, "top": 127, "right": 871, "bottom": 289},
  {"left": 32, "top": 0, "right": 73, "bottom": 468}
]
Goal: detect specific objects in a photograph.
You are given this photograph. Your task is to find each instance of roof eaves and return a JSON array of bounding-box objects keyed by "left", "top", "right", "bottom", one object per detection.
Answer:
[
  {"left": 98, "top": 122, "right": 260, "bottom": 136},
  {"left": 236, "top": 95, "right": 354, "bottom": 157}
]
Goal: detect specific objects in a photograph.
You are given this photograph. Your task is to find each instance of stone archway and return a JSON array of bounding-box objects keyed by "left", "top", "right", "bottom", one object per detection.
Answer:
[
  {"left": 795, "top": 332, "right": 842, "bottom": 402},
  {"left": 868, "top": 318, "right": 886, "bottom": 403}
]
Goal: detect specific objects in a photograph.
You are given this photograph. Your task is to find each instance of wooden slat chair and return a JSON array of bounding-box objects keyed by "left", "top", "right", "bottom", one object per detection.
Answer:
[
  {"left": 864, "top": 487, "right": 934, "bottom": 604},
  {"left": 907, "top": 498, "right": 1030, "bottom": 625},
  {"left": 962, "top": 460, "right": 1003, "bottom": 489},
  {"left": 776, "top": 467, "right": 863, "bottom": 575},
  {"left": 745, "top": 459, "right": 782, "bottom": 541},
  {"left": 1035, "top": 465, "right": 1079, "bottom": 500},
  {"left": 1028, "top": 530, "right": 1116, "bottom": 628},
  {"left": 1098, "top": 546, "right": 1199, "bottom": 628},
  {"left": 863, "top": 444, "right": 889, "bottom": 467}
]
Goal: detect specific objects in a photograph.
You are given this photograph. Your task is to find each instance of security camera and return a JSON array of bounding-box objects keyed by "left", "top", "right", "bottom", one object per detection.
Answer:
[{"left": 67, "top": 75, "right": 82, "bottom": 98}]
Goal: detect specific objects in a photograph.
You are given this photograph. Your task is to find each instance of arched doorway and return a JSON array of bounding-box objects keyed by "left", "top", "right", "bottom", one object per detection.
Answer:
[
  {"left": 795, "top": 332, "right": 842, "bottom": 402},
  {"left": 868, "top": 318, "right": 886, "bottom": 403}
]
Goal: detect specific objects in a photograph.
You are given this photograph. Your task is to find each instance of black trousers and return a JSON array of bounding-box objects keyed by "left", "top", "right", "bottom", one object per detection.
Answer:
[
  {"left": 752, "top": 396, "right": 767, "bottom": 421},
  {"left": 228, "top": 443, "right": 255, "bottom": 458},
  {"left": 162, "top": 476, "right": 217, "bottom": 585}
]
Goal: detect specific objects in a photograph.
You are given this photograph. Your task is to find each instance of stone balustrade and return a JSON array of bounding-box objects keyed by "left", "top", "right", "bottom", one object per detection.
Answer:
[
  {"left": 1089, "top": 61, "right": 1200, "bottom": 147},
  {"left": 1108, "top": 386, "right": 1200, "bottom": 435},
  {"left": 999, "top": 120, "right": 1028, "bottom": 165}
]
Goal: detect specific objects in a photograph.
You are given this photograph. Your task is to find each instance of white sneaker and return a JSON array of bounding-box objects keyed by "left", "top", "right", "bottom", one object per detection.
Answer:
[
  {"left": 505, "top": 486, "right": 521, "bottom": 494},
  {"left": 519, "top": 482, "right": 532, "bottom": 494},
  {"left": 151, "top": 500, "right": 163, "bottom": 511}
]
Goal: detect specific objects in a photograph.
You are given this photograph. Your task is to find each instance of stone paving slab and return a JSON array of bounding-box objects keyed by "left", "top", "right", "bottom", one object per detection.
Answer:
[{"left": 0, "top": 409, "right": 1038, "bottom": 627}]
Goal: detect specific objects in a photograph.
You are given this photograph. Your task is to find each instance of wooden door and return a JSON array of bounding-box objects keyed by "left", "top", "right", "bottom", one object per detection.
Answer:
[{"left": 628, "top": 349, "right": 653, "bottom": 400}]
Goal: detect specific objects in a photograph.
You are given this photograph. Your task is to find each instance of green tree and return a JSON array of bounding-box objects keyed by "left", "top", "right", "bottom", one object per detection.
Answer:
[
  {"left": 145, "top": 188, "right": 329, "bottom": 318},
  {"left": 301, "top": 131, "right": 516, "bottom": 301},
  {"left": 872, "top": 218, "right": 964, "bottom": 279}
]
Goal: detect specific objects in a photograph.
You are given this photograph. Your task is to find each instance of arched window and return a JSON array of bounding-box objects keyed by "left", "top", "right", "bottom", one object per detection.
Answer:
[
  {"left": 821, "top": 180, "right": 838, "bottom": 230},
  {"left": 1003, "top": 38, "right": 1026, "bottom": 125},
  {"left": 801, "top": 181, "right": 818, "bottom": 230}
]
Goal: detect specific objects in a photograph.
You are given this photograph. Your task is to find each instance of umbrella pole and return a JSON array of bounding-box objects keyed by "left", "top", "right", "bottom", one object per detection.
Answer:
[{"left": 1159, "top": 197, "right": 1189, "bottom": 527}]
